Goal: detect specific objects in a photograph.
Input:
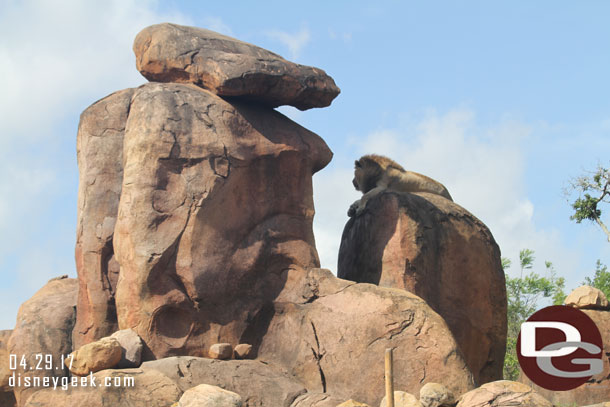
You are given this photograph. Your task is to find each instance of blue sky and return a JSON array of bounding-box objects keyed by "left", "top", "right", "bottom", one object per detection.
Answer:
[{"left": 1, "top": 0, "right": 609, "bottom": 330}]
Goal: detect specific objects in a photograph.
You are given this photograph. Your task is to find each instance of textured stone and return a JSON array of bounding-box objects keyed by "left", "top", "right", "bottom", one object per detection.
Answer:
[
  {"left": 456, "top": 381, "right": 552, "bottom": 407},
  {"left": 178, "top": 384, "right": 241, "bottom": 407},
  {"left": 419, "top": 383, "right": 455, "bottom": 407},
  {"left": 380, "top": 391, "right": 422, "bottom": 407},
  {"left": 141, "top": 356, "right": 307, "bottom": 406},
  {"left": 24, "top": 368, "right": 181, "bottom": 407},
  {"left": 73, "top": 88, "right": 135, "bottom": 349},
  {"left": 133, "top": 23, "right": 340, "bottom": 110},
  {"left": 0, "top": 330, "right": 16, "bottom": 406},
  {"left": 69, "top": 337, "right": 122, "bottom": 376},
  {"left": 208, "top": 343, "right": 232, "bottom": 360},
  {"left": 336, "top": 400, "right": 370, "bottom": 407},
  {"left": 289, "top": 392, "right": 346, "bottom": 406},
  {"left": 258, "top": 267, "right": 475, "bottom": 407},
  {"left": 233, "top": 344, "right": 252, "bottom": 359},
  {"left": 565, "top": 285, "right": 609, "bottom": 309},
  {"left": 8, "top": 277, "right": 77, "bottom": 406},
  {"left": 110, "top": 329, "right": 143, "bottom": 368},
  {"left": 338, "top": 191, "right": 507, "bottom": 385},
  {"left": 519, "top": 308, "right": 610, "bottom": 405}
]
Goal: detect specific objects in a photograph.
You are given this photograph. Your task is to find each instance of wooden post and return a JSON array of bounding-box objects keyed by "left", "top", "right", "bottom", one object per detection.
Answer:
[{"left": 385, "top": 348, "right": 394, "bottom": 407}]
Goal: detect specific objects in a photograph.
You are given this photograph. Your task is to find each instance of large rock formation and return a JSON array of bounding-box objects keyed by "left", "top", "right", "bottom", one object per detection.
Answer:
[
  {"left": 7, "top": 276, "right": 77, "bottom": 406},
  {"left": 519, "top": 308, "right": 610, "bottom": 405},
  {"left": 134, "top": 23, "right": 340, "bottom": 110},
  {"left": 338, "top": 191, "right": 507, "bottom": 385},
  {"left": 456, "top": 381, "right": 552, "bottom": 407},
  {"left": 0, "top": 330, "right": 16, "bottom": 407}
]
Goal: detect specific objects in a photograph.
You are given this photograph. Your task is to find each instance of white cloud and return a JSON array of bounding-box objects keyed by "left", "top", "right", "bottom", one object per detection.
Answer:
[
  {"left": 312, "top": 108, "right": 584, "bottom": 286},
  {"left": 265, "top": 26, "right": 310, "bottom": 60}
]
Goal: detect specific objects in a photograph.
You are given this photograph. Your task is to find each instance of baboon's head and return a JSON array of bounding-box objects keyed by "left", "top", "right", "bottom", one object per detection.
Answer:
[{"left": 353, "top": 156, "right": 383, "bottom": 194}]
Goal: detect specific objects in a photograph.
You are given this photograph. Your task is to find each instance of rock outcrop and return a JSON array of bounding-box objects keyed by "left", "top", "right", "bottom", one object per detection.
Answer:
[
  {"left": 0, "top": 330, "right": 16, "bottom": 407},
  {"left": 456, "top": 381, "right": 552, "bottom": 407},
  {"left": 338, "top": 191, "right": 507, "bottom": 385},
  {"left": 519, "top": 308, "right": 610, "bottom": 405},
  {"left": 8, "top": 276, "right": 77, "bottom": 406},
  {"left": 564, "top": 285, "right": 609, "bottom": 310},
  {"left": 177, "top": 384, "right": 242, "bottom": 407},
  {"left": 134, "top": 23, "right": 340, "bottom": 110}
]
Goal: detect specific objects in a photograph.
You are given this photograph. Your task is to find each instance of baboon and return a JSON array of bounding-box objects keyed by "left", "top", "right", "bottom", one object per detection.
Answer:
[{"left": 348, "top": 154, "right": 453, "bottom": 217}]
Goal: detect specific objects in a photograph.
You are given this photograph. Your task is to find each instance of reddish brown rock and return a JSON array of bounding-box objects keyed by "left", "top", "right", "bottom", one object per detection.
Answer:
[
  {"left": 141, "top": 356, "right": 307, "bottom": 406},
  {"left": 8, "top": 276, "right": 77, "bottom": 406},
  {"left": 564, "top": 285, "right": 609, "bottom": 310},
  {"left": 338, "top": 191, "right": 507, "bottom": 385},
  {"left": 111, "top": 82, "right": 331, "bottom": 359},
  {"left": 519, "top": 308, "right": 610, "bottom": 405},
  {"left": 208, "top": 343, "right": 232, "bottom": 360},
  {"left": 73, "top": 88, "right": 136, "bottom": 349},
  {"left": 68, "top": 337, "right": 122, "bottom": 376},
  {"left": 456, "top": 381, "right": 551, "bottom": 407},
  {"left": 258, "top": 268, "right": 475, "bottom": 406},
  {"left": 233, "top": 344, "right": 252, "bottom": 359},
  {"left": 0, "top": 330, "right": 16, "bottom": 407},
  {"left": 24, "top": 368, "right": 181, "bottom": 407},
  {"left": 133, "top": 23, "right": 340, "bottom": 110}
]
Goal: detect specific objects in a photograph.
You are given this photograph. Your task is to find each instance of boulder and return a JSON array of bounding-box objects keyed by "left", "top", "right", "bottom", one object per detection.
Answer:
[
  {"left": 133, "top": 23, "right": 340, "bottom": 110},
  {"left": 519, "top": 308, "right": 610, "bottom": 405},
  {"left": 380, "top": 391, "right": 421, "bottom": 407},
  {"left": 289, "top": 392, "right": 346, "bottom": 406},
  {"left": 178, "top": 384, "right": 242, "bottom": 407},
  {"left": 8, "top": 276, "right": 77, "bottom": 406},
  {"left": 564, "top": 285, "right": 609, "bottom": 310},
  {"left": 258, "top": 268, "right": 475, "bottom": 406},
  {"left": 106, "top": 82, "right": 331, "bottom": 359},
  {"left": 456, "top": 381, "right": 551, "bottom": 407},
  {"left": 208, "top": 343, "right": 232, "bottom": 360},
  {"left": 110, "top": 329, "right": 143, "bottom": 368},
  {"left": 338, "top": 191, "right": 507, "bottom": 385},
  {"left": 419, "top": 383, "right": 455, "bottom": 407},
  {"left": 0, "top": 330, "right": 16, "bottom": 407},
  {"left": 141, "top": 356, "right": 307, "bottom": 406},
  {"left": 68, "top": 337, "right": 122, "bottom": 376},
  {"left": 73, "top": 88, "right": 136, "bottom": 349},
  {"left": 24, "top": 368, "right": 181, "bottom": 407},
  {"left": 233, "top": 344, "right": 252, "bottom": 359},
  {"left": 336, "top": 400, "right": 370, "bottom": 407}
]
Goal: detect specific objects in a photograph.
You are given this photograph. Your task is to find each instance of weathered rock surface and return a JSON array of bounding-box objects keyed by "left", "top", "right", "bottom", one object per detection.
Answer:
[
  {"left": 141, "top": 356, "right": 307, "bottom": 406},
  {"left": 107, "top": 82, "right": 331, "bottom": 358},
  {"left": 69, "top": 337, "right": 122, "bottom": 376},
  {"left": 289, "top": 392, "right": 346, "bottom": 406},
  {"left": 73, "top": 88, "right": 135, "bottom": 349},
  {"left": 336, "top": 400, "right": 370, "bottom": 407},
  {"left": 233, "top": 343, "right": 252, "bottom": 359},
  {"left": 380, "top": 391, "right": 421, "bottom": 407},
  {"left": 8, "top": 276, "right": 77, "bottom": 406},
  {"left": 24, "top": 368, "right": 181, "bottom": 407},
  {"left": 519, "top": 308, "right": 610, "bottom": 405},
  {"left": 338, "top": 191, "right": 507, "bottom": 385},
  {"left": 178, "top": 384, "right": 242, "bottom": 407},
  {"left": 0, "top": 330, "right": 16, "bottom": 407},
  {"left": 456, "top": 381, "right": 552, "bottom": 407},
  {"left": 208, "top": 343, "right": 233, "bottom": 360},
  {"left": 258, "top": 267, "right": 475, "bottom": 406},
  {"left": 110, "top": 329, "right": 143, "bottom": 368},
  {"left": 419, "top": 383, "right": 455, "bottom": 407},
  {"left": 133, "top": 23, "right": 340, "bottom": 110},
  {"left": 564, "top": 285, "right": 609, "bottom": 310}
]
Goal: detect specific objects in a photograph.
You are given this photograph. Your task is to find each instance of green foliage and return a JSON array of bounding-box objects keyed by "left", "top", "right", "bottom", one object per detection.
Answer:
[
  {"left": 583, "top": 260, "right": 610, "bottom": 298},
  {"left": 566, "top": 165, "right": 610, "bottom": 241},
  {"left": 502, "top": 249, "right": 566, "bottom": 380}
]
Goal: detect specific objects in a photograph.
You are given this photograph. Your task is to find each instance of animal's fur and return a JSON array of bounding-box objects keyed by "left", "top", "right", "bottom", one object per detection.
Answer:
[{"left": 348, "top": 154, "right": 453, "bottom": 217}]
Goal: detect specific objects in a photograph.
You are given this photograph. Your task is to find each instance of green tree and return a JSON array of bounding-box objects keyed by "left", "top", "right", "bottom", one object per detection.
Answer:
[
  {"left": 566, "top": 165, "right": 610, "bottom": 242},
  {"left": 583, "top": 259, "right": 610, "bottom": 298},
  {"left": 502, "top": 249, "right": 566, "bottom": 380}
]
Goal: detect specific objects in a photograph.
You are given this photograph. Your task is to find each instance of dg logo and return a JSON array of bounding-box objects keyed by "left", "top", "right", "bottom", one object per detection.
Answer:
[{"left": 518, "top": 305, "right": 604, "bottom": 391}]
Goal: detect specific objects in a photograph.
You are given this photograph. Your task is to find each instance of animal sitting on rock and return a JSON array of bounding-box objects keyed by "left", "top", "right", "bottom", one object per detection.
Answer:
[{"left": 347, "top": 154, "right": 453, "bottom": 217}]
